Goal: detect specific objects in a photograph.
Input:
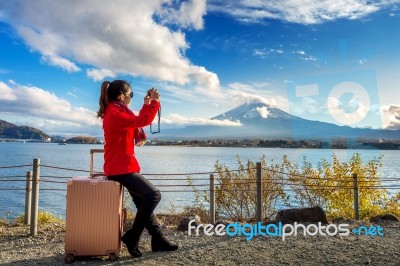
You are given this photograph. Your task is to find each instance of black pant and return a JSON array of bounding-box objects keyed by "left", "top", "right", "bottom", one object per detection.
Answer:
[{"left": 108, "top": 172, "right": 162, "bottom": 247}]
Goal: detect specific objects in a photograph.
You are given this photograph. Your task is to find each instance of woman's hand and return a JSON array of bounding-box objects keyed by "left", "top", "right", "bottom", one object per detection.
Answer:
[{"left": 144, "top": 87, "right": 160, "bottom": 104}]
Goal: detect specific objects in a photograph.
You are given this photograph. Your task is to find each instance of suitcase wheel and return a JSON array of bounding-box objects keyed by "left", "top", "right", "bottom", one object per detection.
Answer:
[
  {"left": 109, "top": 253, "right": 118, "bottom": 261},
  {"left": 64, "top": 254, "right": 75, "bottom": 264}
]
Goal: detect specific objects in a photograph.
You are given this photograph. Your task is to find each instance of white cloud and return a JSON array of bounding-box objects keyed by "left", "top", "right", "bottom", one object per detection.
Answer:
[
  {"left": 87, "top": 69, "right": 117, "bottom": 82},
  {"left": 327, "top": 96, "right": 370, "bottom": 125},
  {"left": 157, "top": 0, "right": 206, "bottom": 30},
  {"left": 224, "top": 82, "right": 287, "bottom": 110},
  {"left": 67, "top": 89, "right": 78, "bottom": 98},
  {"left": 0, "top": 79, "right": 237, "bottom": 133},
  {"left": 253, "top": 49, "right": 267, "bottom": 57},
  {"left": 300, "top": 55, "right": 318, "bottom": 61},
  {"left": 0, "top": 0, "right": 218, "bottom": 96},
  {"left": 290, "top": 96, "right": 326, "bottom": 116},
  {"left": 358, "top": 58, "right": 369, "bottom": 65},
  {"left": 253, "top": 82, "right": 271, "bottom": 88},
  {"left": 0, "top": 81, "right": 17, "bottom": 100},
  {"left": 382, "top": 105, "right": 400, "bottom": 129},
  {"left": 0, "top": 81, "right": 100, "bottom": 129},
  {"left": 148, "top": 80, "right": 283, "bottom": 116},
  {"left": 253, "top": 48, "right": 285, "bottom": 58},
  {"left": 162, "top": 113, "right": 242, "bottom": 126},
  {"left": 256, "top": 46, "right": 321, "bottom": 64},
  {"left": 41, "top": 55, "right": 81, "bottom": 73},
  {"left": 161, "top": 83, "right": 222, "bottom": 104},
  {"left": 272, "top": 49, "right": 284, "bottom": 54},
  {"left": 20, "top": 119, "right": 102, "bottom": 137},
  {"left": 0, "top": 68, "right": 10, "bottom": 74},
  {"left": 208, "top": 0, "right": 399, "bottom": 24}
]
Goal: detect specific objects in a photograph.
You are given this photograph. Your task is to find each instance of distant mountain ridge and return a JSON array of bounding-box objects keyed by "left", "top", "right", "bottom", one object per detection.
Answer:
[
  {"left": 159, "top": 100, "right": 400, "bottom": 140},
  {"left": 2, "top": 100, "right": 399, "bottom": 141},
  {"left": 0, "top": 119, "right": 50, "bottom": 140}
]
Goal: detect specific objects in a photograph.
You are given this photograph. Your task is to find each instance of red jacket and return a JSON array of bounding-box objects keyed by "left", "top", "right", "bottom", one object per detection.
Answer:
[{"left": 102, "top": 100, "right": 160, "bottom": 176}]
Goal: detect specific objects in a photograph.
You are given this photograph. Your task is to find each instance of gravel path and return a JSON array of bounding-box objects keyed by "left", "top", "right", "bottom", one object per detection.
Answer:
[{"left": 1, "top": 220, "right": 399, "bottom": 265}]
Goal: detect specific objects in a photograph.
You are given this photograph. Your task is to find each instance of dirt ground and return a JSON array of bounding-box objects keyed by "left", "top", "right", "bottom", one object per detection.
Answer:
[{"left": 0, "top": 219, "right": 399, "bottom": 265}]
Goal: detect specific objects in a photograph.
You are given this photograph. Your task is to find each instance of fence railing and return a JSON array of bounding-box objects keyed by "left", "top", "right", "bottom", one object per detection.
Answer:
[{"left": 1, "top": 158, "right": 400, "bottom": 237}]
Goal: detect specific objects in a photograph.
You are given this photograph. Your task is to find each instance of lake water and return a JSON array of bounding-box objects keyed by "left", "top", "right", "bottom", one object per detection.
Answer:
[{"left": 0, "top": 142, "right": 399, "bottom": 220}]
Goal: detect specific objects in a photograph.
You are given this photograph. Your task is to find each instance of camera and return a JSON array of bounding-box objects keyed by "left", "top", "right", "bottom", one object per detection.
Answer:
[
  {"left": 147, "top": 88, "right": 160, "bottom": 134},
  {"left": 147, "top": 88, "right": 158, "bottom": 97}
]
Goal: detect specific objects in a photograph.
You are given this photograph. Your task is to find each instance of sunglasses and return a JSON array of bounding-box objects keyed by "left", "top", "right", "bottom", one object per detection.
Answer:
[{"left": 125, "top": 91, "right": 134, "bottom": 98}]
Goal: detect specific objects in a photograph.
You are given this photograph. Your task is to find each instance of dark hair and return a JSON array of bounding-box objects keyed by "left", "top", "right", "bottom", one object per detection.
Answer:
[{"left": 97, "top": 80, "right": 131, "bottom": 118}]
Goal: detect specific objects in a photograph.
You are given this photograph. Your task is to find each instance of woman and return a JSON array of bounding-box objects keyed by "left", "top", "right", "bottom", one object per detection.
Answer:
[{"left": 97, "top": 80, "right": 178, "bottom": 258}]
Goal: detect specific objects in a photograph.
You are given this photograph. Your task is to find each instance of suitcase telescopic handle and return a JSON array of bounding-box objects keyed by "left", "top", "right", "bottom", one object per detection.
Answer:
[
  {"left": 90, "top": 149, "right": 105, "bottom": 177},
  {"left": 122, "top": 208, "right": 127, "bottom": 224}
]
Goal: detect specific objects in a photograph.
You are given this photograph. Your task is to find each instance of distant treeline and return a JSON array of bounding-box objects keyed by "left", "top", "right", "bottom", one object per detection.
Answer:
[
  {"left": 147, "top": 138, "right": 400, "bottom": 150},
  {"left": 63, "top": 136, "right": 102, "bottom": 144}
]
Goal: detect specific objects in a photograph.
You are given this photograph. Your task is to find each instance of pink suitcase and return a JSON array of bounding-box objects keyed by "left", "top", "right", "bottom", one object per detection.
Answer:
[{"left": 64, "top": 149, "right": 124, "bottom": 264}]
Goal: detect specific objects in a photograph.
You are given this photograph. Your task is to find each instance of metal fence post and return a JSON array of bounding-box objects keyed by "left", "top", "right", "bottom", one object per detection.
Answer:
[
  {"left": 352, "top": 173, "right": 359, "bottom": 220},
  {"left": 30, "top": 158, "right": 40, "bottom": 236},
  {"left": 25, "top": 171, "right": 32, "bottom": 225},
  {"left": 256, "top": 162, "right": 262, "bottom": 223},
  {"left": 210, "top": 174, "right": 215, "bottom": 224}
]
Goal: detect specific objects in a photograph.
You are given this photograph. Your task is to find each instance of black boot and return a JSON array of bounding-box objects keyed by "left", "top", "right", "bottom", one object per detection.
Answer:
[
  {"left": 151, "top": 234, "right": 179, "bottom": 252},
  {"left": 122, "top": 232, "right": 142, "bottom": 258}
]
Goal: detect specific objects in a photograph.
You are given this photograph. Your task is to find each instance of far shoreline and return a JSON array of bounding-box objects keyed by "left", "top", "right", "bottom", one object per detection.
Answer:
[{"left": 2, "top": 136, "right": 400, "bottom": 150}]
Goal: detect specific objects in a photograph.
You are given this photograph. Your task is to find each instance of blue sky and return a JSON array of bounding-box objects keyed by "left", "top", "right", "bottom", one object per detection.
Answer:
[{"left": 0, "top": 0, "right": 399, "bottom": 137}]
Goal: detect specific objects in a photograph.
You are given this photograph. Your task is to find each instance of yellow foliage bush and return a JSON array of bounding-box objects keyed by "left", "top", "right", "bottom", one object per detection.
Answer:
[
  {"left": 188, "top": 153, "right": 400, "bottom": 221},
  {"left": 13, "top": 210, "right": 63, "bottom": 225},
  {"left": 189, "top": 156, "right": 288, "bottom": 221},
  {"left": 0, "top": 218, "right": 8, "bottom": 226},
  {"left": 382, "top": 192, "right": 400, "bottom": 218},
  {"left": 284, "top": 153, "right": 392, "bottom": 220}
]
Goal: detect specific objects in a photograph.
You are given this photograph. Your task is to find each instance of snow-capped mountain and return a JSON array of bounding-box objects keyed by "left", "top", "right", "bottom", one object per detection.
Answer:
[
  {"left": 158, "top": 100, "right": 400, "bottom": 140},
  {"left": 212, "top": 100, "right": 299, "bottom": 121}
]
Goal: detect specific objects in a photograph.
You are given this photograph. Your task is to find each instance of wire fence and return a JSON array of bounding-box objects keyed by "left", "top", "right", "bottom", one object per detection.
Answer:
[
  {"left": 2, "top": 163, "right": 399, "bottom": 183},
  {"left": 1, "top": 157, "right": 399, "bottom": 236},
  {"left": 1, "top": 161, "right": 400, "bottom": 193}
]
